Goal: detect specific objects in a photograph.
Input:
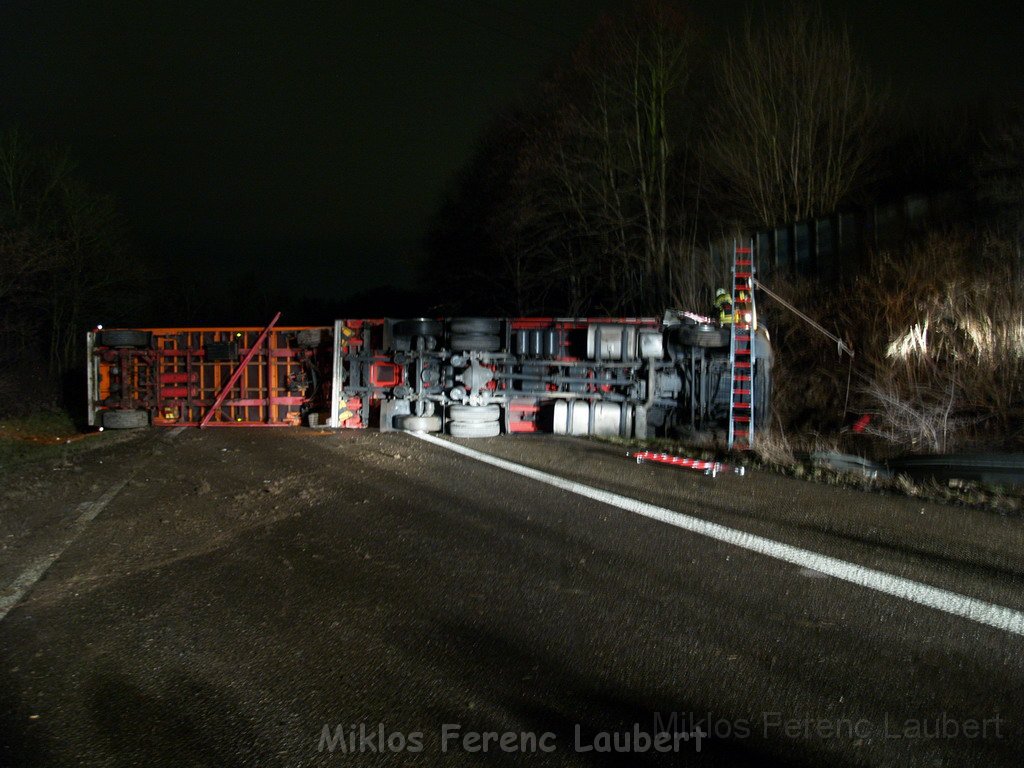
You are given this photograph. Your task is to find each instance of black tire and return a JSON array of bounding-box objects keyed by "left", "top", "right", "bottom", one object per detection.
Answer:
[
  {"left": 449, "top": 420, "right": 501, "bottom": 438},
  {"left": 678, "top": 323, "right": 730, "bottom": 349},
  {"left": 102, "top": 409, "right": 149, "bottom": 429},
  {"left": 97, "top": 329, "right": 151, "bottom": 348},
  {"left": 634, "top": 405, "right": 649, "bottom": 440},
  {"left": 449, "top": 404, "right": 501, "bottom": 423},
  {"left": 450, "top": 333, "right": 501, "bottom": 352},
  {"left": 754, "top": 362, "right": 772, "bottom": 424},
  {"left": 399, "top": 415, "right": 442, "bottom": 433},
  {"left": 450, "top": 317, "right": 501, "bottom": 335},
  {"left": 391, "top": 335, "right": 412, "bottom": 352},
  {"left": 296, "top": 329, "right": 324, "bottom": 348},
  {"left": 394, "top": 319, "right": 443, "bottom": 338}
]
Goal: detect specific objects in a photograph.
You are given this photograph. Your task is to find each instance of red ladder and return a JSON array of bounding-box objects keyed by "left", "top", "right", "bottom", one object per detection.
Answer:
[{"left": 728, "top": 241, "right": 756, "bottom": 450}]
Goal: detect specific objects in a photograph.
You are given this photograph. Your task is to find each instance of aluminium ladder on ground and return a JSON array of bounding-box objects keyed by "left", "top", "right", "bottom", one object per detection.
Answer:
[{"left": 728, "top": 240, "right": 756, "bottom": 450}]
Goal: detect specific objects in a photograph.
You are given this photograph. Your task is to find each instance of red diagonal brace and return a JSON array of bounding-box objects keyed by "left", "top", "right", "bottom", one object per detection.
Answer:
[{"left": 200, "top": 312, "right": 281, "bottom": 428}]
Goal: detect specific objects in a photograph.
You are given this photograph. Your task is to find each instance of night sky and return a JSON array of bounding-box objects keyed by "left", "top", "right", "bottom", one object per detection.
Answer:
[{"left": 1, "top": 0, "right": 1021, "bottom": 300}]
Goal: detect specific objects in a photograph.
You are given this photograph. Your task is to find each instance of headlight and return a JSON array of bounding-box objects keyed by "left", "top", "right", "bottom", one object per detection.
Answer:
[{"left": 744, "top": 312, "right": 753, "bottom": 323}]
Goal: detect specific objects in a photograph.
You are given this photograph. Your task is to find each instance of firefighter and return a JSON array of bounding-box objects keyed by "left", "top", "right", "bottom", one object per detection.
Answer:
[{"left": 713, "top": 288, "right": 733, "bottom": 324}]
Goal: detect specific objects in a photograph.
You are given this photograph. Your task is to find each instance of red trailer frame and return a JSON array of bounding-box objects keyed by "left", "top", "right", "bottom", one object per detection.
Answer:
[{"left": 88, "top": 320, "right": 332, "bottom": 428}]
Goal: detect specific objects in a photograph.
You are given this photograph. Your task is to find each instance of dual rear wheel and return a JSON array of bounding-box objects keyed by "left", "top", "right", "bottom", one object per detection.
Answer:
[
  {"left": 398, "top": 404, "right": 501, "bottom": 437},
  {"left": 101, "top": 409, "right": 149, "bottom": 429},
  {"left": 449, "top": 318, "right": 501, "bottom": 352},
  {"left": 399, "top": 414, "right": 442, "bottom": 433},
  {"left": 447, "top": 403, "right": 500, "bottom": 438}
]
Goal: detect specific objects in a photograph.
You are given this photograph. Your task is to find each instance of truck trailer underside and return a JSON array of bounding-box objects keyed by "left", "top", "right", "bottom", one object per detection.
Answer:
[{"left": 88, "top": 312, "right": 772, "bottom": 441}]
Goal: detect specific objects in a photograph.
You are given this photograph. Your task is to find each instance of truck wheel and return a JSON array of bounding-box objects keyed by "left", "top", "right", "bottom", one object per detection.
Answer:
[
  {"left": 296, "top": 329, "right": 324, "bottom": 348},
  {"left": 450, "top": 318, "right": 501, "bottom": 335},
  {"left": 634, "top": 405, "right": 649, "bottom": 439},
  {"left": 754, "top": 364, "right": 772, "bottom": 424},
  {"left": 678, "top": 323, "right": 730, "bottom": 348},
  {"left": 449, "top": 420, "right": 501, "bottom": 438},
  {"left": 395, "top": 319, "right": 443, "bottom": 338},
  {"left": 399, "top": 415, "right": 442, "bottom": 433},
  {"left": 449, "top": 404, "right": 501, "bottom": 423},
  {"left": 97, "top": 330, "right": 151, "bottom": 348},
  {"left": 102, "top": 409, "right": 150, "bottom": 429},
  {"left": 450, "top": 333, "right": 501, "bottom": 352}
]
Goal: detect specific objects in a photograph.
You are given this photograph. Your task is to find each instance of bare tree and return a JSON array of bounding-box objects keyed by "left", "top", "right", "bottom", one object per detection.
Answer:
[
  {"left": 705, "top": 6, "right": 881, "bottom": 228},
  {"left": 0, "top": 128, "right": 143, "bottom": 380},
  {"left": 0, "top": 228, "right": 63, "bottom": 302},
  {"left": 44, "top": 178, "right": 140, "bottom": 374},
  {"left": 976, "top": 106, "right": 1024, "bottom": 251},
  {"left": 504, "top": 0, "right": 708, "bottom": 313},
  {"left": 425, "top": 1, "right": 717, "bottom": 316}
]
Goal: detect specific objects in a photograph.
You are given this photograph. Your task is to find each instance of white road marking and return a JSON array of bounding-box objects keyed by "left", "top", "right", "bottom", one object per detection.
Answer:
[
  {"left": 413, "top": 433, "right": 1024, "bottom": 637},
  {"left": 165, "top": 426, "right": 186, "bottom": 440},
  {"left": 0, "top": 479, "right": 128, "bottom": 621}
]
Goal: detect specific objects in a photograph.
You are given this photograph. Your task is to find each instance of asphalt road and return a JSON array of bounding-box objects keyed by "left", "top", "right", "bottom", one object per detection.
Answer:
[{"left": 0, "top": 428, "right": 1021, "bottom": 767}]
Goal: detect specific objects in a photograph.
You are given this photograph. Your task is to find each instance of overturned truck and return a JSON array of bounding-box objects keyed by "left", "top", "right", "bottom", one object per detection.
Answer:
[{"left": 87, "top": 312, "right": 771, "bottom": 441}]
